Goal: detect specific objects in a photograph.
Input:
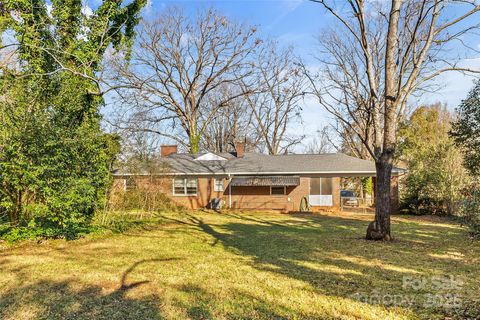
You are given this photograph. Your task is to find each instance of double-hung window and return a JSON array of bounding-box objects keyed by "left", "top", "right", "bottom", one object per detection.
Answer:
[
  {"left": 173, "top": 177, "right": 197, "bottom": 196},
  {"left": 213, "top": 178, "right": 224, "bottom": 192}
]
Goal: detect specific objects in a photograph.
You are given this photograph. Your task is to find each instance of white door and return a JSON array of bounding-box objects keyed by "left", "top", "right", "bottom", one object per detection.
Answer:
[{"left": 309, "top": 178, "right": 333, "bottom": 206}]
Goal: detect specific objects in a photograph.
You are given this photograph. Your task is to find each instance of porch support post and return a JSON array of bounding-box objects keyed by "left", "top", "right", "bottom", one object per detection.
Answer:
[{"left": 228, "top": 174, "right": 232, "bottom": 209}]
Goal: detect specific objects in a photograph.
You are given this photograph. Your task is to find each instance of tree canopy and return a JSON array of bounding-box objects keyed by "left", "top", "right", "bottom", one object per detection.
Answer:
[
  {"left": 398, "top": 104, "right": 468, "bottom": 215},
  {"left": 0, "top": 0, "right": 144, "bottom": 239},
  {"left": 451, "top": 80, "right": 480, "bottom": 176}
]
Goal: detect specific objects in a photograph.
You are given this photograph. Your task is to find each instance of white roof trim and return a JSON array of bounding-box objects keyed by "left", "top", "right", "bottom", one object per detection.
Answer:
[
  {"left": 194, "top": 152, "right": 228, "bottom": 161},
  {"left": 114, "top": 169, "right": 405, "bottom": 177}
]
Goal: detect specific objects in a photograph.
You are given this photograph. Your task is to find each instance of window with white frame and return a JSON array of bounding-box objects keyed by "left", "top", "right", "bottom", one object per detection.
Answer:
[
  {"left": 173, "top": 177, "right": 197, "bottom": 195},
  {"left": 214, "top": 178, "right": 224, "bottom": 192},
  {"left": 124, "top": 176, "right": 136, "bottom": 191},
  {"left": 271, "top": 186, "right": 286, "bottom": 195}
]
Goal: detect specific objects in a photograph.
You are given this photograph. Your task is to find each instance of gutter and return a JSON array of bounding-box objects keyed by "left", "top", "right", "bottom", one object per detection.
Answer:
[{"left": 113, "top": 169, "right": 405, "bottom": 177}]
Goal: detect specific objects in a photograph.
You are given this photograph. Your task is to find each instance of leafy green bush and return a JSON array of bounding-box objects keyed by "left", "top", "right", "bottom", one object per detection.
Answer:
[
  {"left": 459, "top": 185, "right": 480, "bottom": 239},
  {"left": 398, "top": 105, "right": 468, "bottom": 216},
  {"left": 0, "top": 0, "right": 144, "bottom": 242},
  {"left": 0, "top": 98, "right": 115, "bottom": 241},
  {"left": 0, "top": 227, "right": 43, "bottom": 243}
]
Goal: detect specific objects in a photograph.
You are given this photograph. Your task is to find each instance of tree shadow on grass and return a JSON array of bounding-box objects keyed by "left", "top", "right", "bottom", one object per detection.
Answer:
[
  {"left": 173, "top": 283, "right": 298, "bottom": 320},
  {"left": 177, "top": 212, "right": 479, "bottom": 319},
  {"left": 0, "top": 258, "right": 180, "bottom": 320},
  {"left": 0, "top": 280, "right": 162, "bottom": 320}
]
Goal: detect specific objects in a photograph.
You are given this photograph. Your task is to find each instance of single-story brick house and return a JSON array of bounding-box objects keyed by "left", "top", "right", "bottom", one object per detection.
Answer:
[{"left": 112, "top": 144, "right": 404, "bottom": 212}]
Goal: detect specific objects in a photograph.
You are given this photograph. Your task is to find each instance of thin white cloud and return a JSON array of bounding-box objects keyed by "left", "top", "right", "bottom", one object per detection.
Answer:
[
  {"left": 267, "top": 0, "right": 304, "bottom": 30},
  {"left": 284, "top": 0, "right": 303, "bottom": 12}
]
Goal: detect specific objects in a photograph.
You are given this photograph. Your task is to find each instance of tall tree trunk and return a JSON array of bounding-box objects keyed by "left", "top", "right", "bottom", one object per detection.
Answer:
[
  {"left": 367, "top": 154, "right": 393, "bottom": 240},
  {"left": 189, "top": 133, "right": 200, "bottom": 153},
  {"left": 188, "top": 119, "right": 200, "bottom": 153},
  {"left": 365, "top": 0, "right": 401, "bottom": 241}
]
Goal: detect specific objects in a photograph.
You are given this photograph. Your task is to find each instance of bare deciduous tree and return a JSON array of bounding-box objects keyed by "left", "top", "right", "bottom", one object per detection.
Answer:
[
  {"left": 304, "top": 126, "right": 336, "bottom": 154},
  {"left": 307, "top": 0, "right": 480, "bottom": 240},
  {"left": 242, "top": 42, "right": 306, "bottom": 155},
  {"left": 110, "top": 7, "right": 259, "bottom": 153},
  {"left": 201, "top": 86, "right": 259, "bottom": 153},
  {"left": 333, "top": 120, "right": 373, "bottom": 159}
]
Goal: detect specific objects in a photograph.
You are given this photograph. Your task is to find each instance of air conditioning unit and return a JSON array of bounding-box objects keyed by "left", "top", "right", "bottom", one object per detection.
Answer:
[{"left": 209, "top": 198, "right": 223, "bottom": 211}]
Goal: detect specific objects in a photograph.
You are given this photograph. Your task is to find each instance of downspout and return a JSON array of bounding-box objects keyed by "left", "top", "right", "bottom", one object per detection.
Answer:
[{"left": 228, "top": 174, "right": 232, "bottom": 209}]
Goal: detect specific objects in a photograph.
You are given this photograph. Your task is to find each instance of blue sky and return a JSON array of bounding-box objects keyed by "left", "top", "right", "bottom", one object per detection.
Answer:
[
  {"left": 93, "top": 0, "right": 480, "bottom": 148},
  {"left": 140, "top": 0, "right": 344, "bottom": 144},
  {"left": 143, "top": 0, "right": 329, "bottom": 58},
  {"left": 141, "top": 1, "right": 479, "bottom": 144}
]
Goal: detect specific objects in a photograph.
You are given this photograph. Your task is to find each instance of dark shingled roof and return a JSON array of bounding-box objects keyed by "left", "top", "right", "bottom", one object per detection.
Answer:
[
  {"left": 114, "top": 152, "right": 405, "bottom": 176},
  {"left": 225, "top": 153, "right": 378, "bottom": 174}
]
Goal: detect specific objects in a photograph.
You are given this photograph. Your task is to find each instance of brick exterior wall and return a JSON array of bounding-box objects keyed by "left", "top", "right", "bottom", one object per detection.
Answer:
[
  {"left": 223, "top": 177, "right": 311, "bottom": 212},
  {"left": 111, "top": 176, "right": 224, "bottom": 209},
  {"left": 224, "top": 177, "right": 341, "bottom": 212},
  {"left": 111, "top": 175, "right": 345, "bottom": 212},
  {"left": 111, "top": 174, "right": 400, "bottom": 212}
]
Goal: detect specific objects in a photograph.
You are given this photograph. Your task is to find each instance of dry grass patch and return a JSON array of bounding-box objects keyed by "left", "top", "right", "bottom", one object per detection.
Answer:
[{"left": 1, "top": 210, "right": 479, "bottom": 319}]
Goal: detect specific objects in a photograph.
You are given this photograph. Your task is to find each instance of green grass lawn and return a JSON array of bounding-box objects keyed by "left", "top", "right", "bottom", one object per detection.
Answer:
[{"left": 1, "top": 210, "right": 479, "bottom": 320}]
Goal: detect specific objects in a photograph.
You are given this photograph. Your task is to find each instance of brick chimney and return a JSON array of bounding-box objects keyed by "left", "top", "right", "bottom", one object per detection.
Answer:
[
  {"left": 235, "top": 142, "right": 245, "bottom": 158},
  {"left": 161, "top": 145, "right": 177, "bottom": 157}
]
